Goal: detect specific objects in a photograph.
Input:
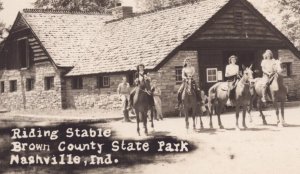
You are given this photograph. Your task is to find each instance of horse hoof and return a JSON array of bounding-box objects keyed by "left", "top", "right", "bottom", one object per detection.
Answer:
[
  {"left": 209, "top": 124, "right": 213, "bottom": 129},
  {"left": 219, "top": 125, "right": 224, "bottom": 129},
  {"left": 186, "top": 129, "right": 189, "bottom": 134},
  {"left": 235, "top": 127, "right": 240, "bottom": 131},
  {"left": 282, "top": 120, "right": 286, "bottom": 126},
  {"left": 277, "top": 123, "right": 284, "bottom": 128},
  {"left": 243, "top": 125, "right": 248, "bottom": 129},
  {"left": 263, "top": 121, "right": 267, "bottom": 125}
]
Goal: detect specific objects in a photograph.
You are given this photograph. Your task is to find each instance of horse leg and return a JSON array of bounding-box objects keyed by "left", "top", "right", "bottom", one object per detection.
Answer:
[
  {"left": 273, "top": 101, "right": 280, "bottom": 126},
  {"left": 192, "top": 108, "right": 196, "bottom": 130},
  {"left": 199, "top": 109, "right": 204, "bottom": 129},
  {"left": 208, "top": 102, "right": 213, "bottom": 129},
  {"left": 143, "top": 112, "right": 148, "bottom": 135},
  {"left": 280, "top": 101, "right": 285, "bottom": 126},
  {"left": 217, "top": 104, "right": 224, "bottom": 129},
  {"left": 151, "top": 107, "right": 154, "bottom": 129},
  {"left": 185, "top": 108, "right": 189, "bottom": 131},
  {"left": 242, "top": 104, "right": 248, "bottom": 129},
  {"left": 235, "top": 104, "right": 240, "bottom": 131},
  {"left": 136, "top": 111, "right": 140, "bottom": 136},
  {"left": 258, "top": 99, "right": 267, "bottom": 125},
  {"left": 248, "top": 97, "right": 254, "bottom": 123}
]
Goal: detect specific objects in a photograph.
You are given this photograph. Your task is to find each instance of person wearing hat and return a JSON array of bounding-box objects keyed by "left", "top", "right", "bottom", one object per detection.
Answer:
[
  {"left": 127, "top": 64, "right": 150, "bottom": 110},
  {"left": 225, "top": 55, "right": 240, "bottom": 105},
  {"left": 176, "top": 57, "right": 200, "bottom": 109}
]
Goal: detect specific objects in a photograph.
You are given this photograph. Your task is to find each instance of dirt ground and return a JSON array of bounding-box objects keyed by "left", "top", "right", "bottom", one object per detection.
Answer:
[{"left": 1, "top": 107, "right": 300, "bottom": 174}]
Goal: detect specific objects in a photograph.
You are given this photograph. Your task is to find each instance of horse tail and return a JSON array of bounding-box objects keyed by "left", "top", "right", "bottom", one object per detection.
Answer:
[{"left": 208, "top": 82, "right": 220, "bottom": 99}]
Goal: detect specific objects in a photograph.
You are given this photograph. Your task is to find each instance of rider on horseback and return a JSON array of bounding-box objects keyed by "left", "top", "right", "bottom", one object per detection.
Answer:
[
  {"left": 177, "top": 57, "right": 200, "bottom": 108},
  {"left": 225, "top": 55, "right": 241, "bottom": 105},
  {"left": 128, "top": 64, "right": 152, "bottom": 110},
  {"left": 225, "top": 55, "right": 240, "bottom": 105},
  {"left": 261, "top": 49, "right": 277, "bottom": 103}
]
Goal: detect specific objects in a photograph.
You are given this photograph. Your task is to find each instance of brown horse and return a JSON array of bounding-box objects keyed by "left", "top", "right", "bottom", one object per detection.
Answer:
[
  {"left": 234, "top": 66, "right": 254, "bottom": 130},
  {"left": 181, "top": 76, "right": 202, "bottom": 131},
  {"left": 249, "top": 60, "right": 287, "bottom": 127},
  {"left": 207, "top": 65, "right": 253, "bottom": 129},
  {"left": 133, "top": 78, "right": 153, "bottom": 136}
]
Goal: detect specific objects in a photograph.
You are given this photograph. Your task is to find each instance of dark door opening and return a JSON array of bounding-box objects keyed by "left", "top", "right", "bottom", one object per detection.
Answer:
[{"left": 223, "top": 50, "right": 255, "bottom": 69}]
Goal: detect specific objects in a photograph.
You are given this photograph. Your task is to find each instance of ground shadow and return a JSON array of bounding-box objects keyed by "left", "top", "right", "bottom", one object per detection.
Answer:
[
  {"left": 0, "top": 120, "right": 196, "bottom": 174},
  {"left": 194, "top": 128, "right": 217, "bottom": 135}
]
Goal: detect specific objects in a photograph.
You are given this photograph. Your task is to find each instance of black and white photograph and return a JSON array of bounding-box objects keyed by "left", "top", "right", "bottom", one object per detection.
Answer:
[{"left": 0, "top": 0, "right": 300, "bottom": 173}]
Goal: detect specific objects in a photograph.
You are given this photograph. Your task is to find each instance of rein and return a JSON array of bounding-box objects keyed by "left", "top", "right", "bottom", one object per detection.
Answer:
[{"left": 138, "top": 88, "right": 152, "bottom": 95}]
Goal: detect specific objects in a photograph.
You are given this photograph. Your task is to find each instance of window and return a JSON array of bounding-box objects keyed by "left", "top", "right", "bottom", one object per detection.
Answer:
[
  {"left": 97, "top": 76, "right": 110, "bottom": 88},
  {"left": 71, "top": 77, "right": 83, "bottom": 89},
  {"left": 44, "top": 76, "right": 54, "bottom": 90},
  {"left": 9, "top": 80, "right": 17, "bottom": 92},
  {"left": 103, "top": 76, "right": 110, "bottom": 87},
  {"left": 281, "top": 62, "right": 292, "bottom": 77},
  {"left": 0, "top": 81, "right": 4, "bottom": 93},
  {"left": 26, "top": 78, "right": 35, "bottom": 91},
  {"left": 175, "top": 66, "right": 183, "bottom": 84},
  {"left": 18, "top": 38, "right": 31, "bottom": 68},
  {"left": 206, "top": 68, "right": 218, "bottom": 83}
]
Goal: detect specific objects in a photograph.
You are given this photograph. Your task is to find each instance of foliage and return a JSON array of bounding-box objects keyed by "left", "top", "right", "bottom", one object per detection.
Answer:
[
  {"left": 33, "top": 0, "right": 120, "bottom": 12},
  {"left": 136, "top": 0, "right": 199, "bottom": 12},
  {"left": 277, "top": 0, "right": 300, "bottom": 48}
]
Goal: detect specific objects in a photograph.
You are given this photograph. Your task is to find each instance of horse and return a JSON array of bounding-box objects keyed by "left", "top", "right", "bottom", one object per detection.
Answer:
[
  {"left": 234, "top": 65, "right": 254, "bottom": 130},
  {"left": 133, "top": 78, "right": 154, "bottom": 136},
  {"left": 249, "top": 60, "right": 287, "bottom": 127},
  {"left": 181, "top": 75, "right": 202, "bottom": 131},
  {"left": 207, "top": 65, "right": 254, "bottom": 129}
]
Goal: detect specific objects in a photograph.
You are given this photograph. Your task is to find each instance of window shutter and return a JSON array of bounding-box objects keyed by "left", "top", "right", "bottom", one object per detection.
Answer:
[{"left": 98, "top": 76, "right": 103, "bottom": 88}]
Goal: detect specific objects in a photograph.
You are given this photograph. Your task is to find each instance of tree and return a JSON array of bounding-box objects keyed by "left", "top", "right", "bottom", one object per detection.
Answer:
[
  {"left": 33, "top": 0, "right": 120, "bottom": 12},
  {"left": 0, "top": 0, "right": 7, "bottom": 42},
  {"left": 278, "top": 0, "right": 300, "bottom": 14},
  {"left": 136, "top": 0, "right": 198, "bottom": 12}
]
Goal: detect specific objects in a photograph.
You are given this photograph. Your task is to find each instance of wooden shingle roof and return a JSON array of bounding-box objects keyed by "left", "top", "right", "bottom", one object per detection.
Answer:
[{"left": 21, "top": 0, "right": 230, "bottom": 76}]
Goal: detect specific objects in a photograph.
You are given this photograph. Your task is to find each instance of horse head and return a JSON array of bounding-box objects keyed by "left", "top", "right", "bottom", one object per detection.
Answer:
[
  {"left": 241, "top": 64, "right": 254, "bottom": 85},
  {"left": 273, "top": 59, "right": 284, "bottom": 75},
  {"left": 138, "top": 77, "right": 152, "bottom": 95}
]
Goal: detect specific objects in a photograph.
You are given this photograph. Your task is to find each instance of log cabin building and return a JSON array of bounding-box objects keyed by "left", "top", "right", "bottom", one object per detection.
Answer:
[{"left": 0, "top": 0, "right": 300, "bottom": 113}]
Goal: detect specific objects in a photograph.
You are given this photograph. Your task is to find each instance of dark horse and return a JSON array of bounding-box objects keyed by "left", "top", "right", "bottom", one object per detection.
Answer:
[
  {"left": 181, "top": 76, "right": 202, "bottom": 131},
  {"left": 249, "top": 61, "right": 287, "bottom": 127},
  {"left": 207, "top": 65, "right": 254, "bottom": 129},
  {"left": 133, "top": 78, "right": 153, "bottom": 136}
]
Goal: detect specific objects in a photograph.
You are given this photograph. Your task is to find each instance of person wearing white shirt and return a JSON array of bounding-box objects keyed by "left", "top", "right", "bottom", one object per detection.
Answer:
[
  {"left": 261, "top": 50, "right": 277, "bottom": 103},
  {"left": 176, "top": 57, "right": 200, "bottom": 108},
  {"left": 225, "top": 55, "right": 240, "bottom": 105},
  {"left": 117, "top": 76, "right": 131, "bottom": 122}
]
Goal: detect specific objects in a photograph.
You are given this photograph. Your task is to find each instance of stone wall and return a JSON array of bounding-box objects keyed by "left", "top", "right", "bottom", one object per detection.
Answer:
[
  {"left": 278, "top": 49, "right": 300, "bottom": 99},
  {"left": 64, "top": 50, "right": 198, "bottom": 113},
  {"left": 0, "top": 61, "right": 63, "bottom": 110},
  {"left": 150, "top": 50, "right": 199, "bottom": 113},
  {"left": 65, "top": 74, "right": 129, "bottom": 109}
]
